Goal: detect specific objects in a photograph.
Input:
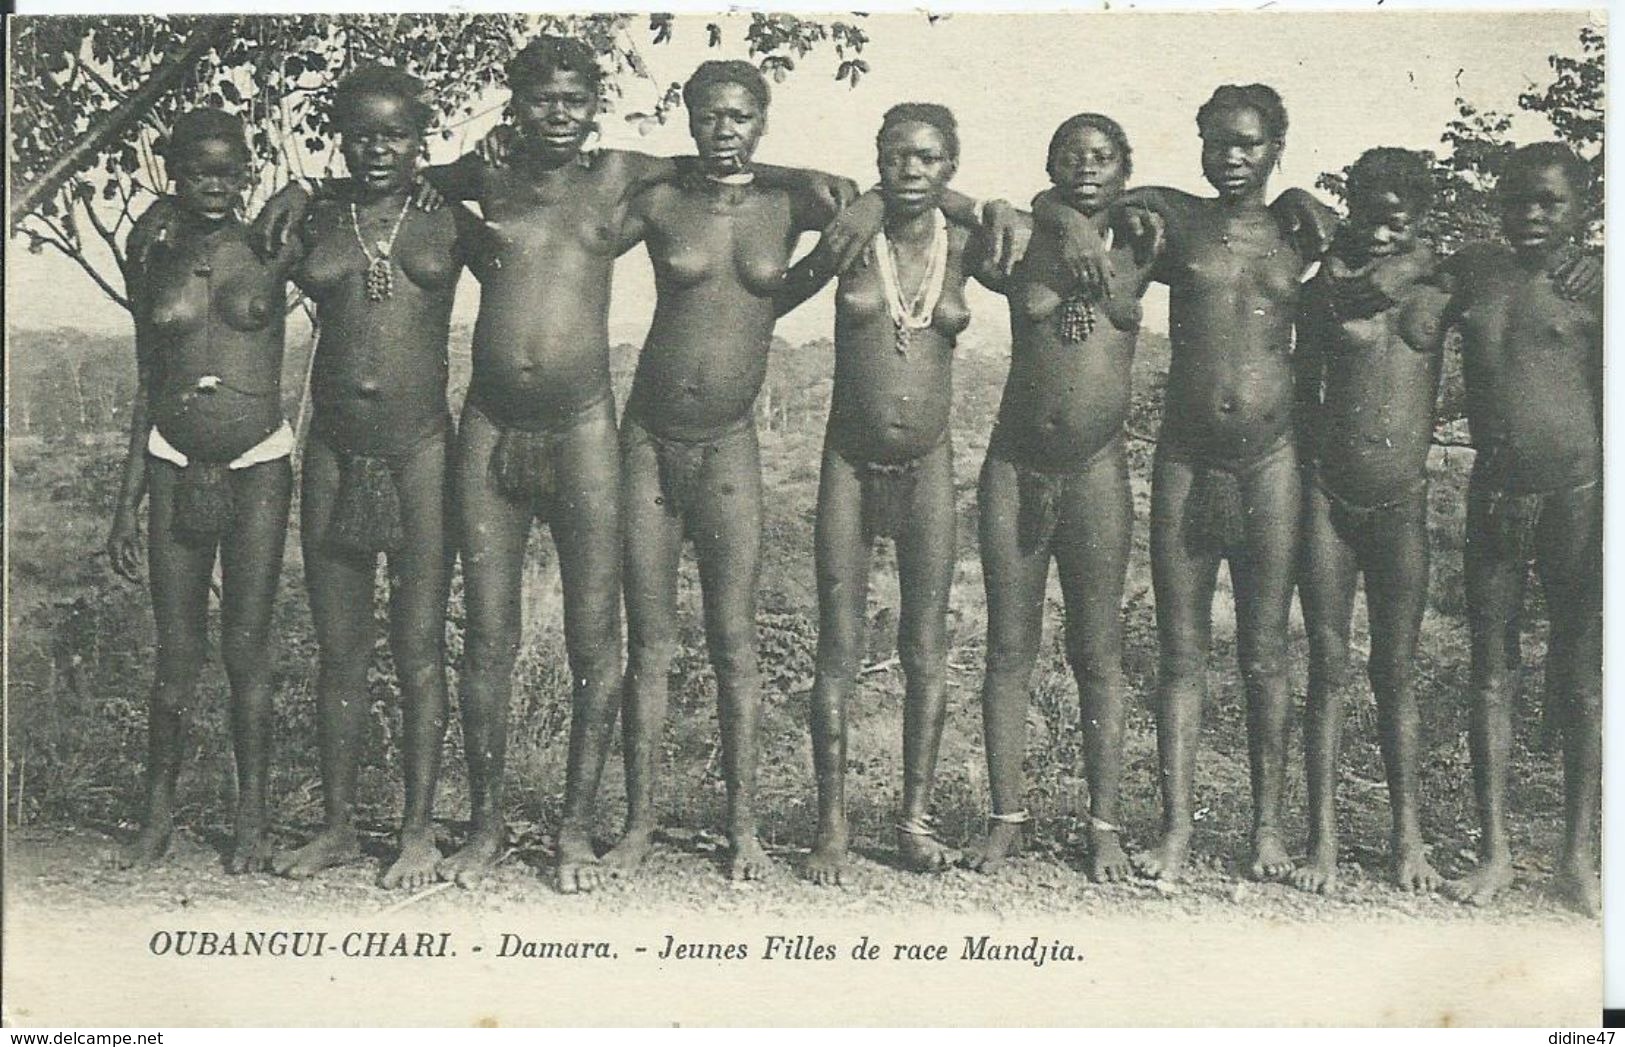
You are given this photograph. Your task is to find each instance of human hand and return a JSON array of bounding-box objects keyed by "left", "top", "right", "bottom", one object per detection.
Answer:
[
  {"left": 825, "top": 188, "right": 885, "bottom": 274},
  {"left": 107, "top": 509, "right": 143, "bottom": 583},
  {"left": 981, "top": 199, "right": 1030, "bottom": 277},
  {"left": 474, "top": 124, "right": 517, "bottom": 169}
]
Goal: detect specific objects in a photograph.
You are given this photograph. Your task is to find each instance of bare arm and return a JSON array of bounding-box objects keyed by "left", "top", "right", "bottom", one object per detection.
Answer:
[
  {"left": 1292, "top": 279, "right": 1334, "bottom": 452},
  {"left": 108, "top": 207, "right": 165, "bottom": 581},
  {"left": 775, "top": 239, "right": 838, "bottom": 318}
]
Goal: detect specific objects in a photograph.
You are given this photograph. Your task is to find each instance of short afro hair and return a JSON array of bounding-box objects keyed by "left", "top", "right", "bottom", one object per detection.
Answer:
[
  {"left": 506, "top": 35, "right": 603, "bottom": 95},
  {"left": 332, "top": 64, "right": 434, "bottom": 134},
  {"left": 1502, "top": 140, "right": 1591, "bottom": 196},
  {"left": 1047, "top": 112, "right": 1133, "bottom": 179},
  {"left": 682, "top": 60, "right": 770, "bottom": 114},
  {"left": 160, "top": 107, "right": 250, "bottom": 165},
  {"left": 1197, "top": 83, "right": 1288, "bottom": 140},
  {"left": 877, "top": 102, "right": 959, "bottom": 163},
  {"left": 1345, "top": 147, "right": 1435, "bottom": 214}
]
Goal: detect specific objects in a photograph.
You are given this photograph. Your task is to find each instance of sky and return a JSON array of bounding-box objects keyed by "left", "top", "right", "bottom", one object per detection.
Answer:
[{"left": 6, "top": 9, "right": 1600, "bottom": 344}]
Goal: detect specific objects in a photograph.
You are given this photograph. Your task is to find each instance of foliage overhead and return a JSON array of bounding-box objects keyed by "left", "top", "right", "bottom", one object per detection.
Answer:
[{"left": 1315, "top": 25, "right": 1603, "bottom": 254}]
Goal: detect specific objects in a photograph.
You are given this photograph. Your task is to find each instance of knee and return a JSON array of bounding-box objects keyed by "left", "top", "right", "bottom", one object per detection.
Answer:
[
  {"left": 1158, "top": 634, "right": 1206, "bottom": 683},
  {"left": 706, "top": 623, "right": 758, "bottom": 679},
  {"left": 222, "top": 624, "right": 273, "bottom": 682},
  {"left": 464, "top": 628, "right": 520, "bottom": 676},
  {"left": 899, "top": 633, "right": 946, "bottom": 683},
  {"left": 1308, "top": 638, "right": 1351, "bottom": 688},
  {"left": 1066, "top": 643, "right": 1122, "bottom": 693},
  {"left": 985, "top": 636, "right": 1040, "bottom": 679},
  {"left": 392, "top": 629, "right": 447, "bottom": 689},
  {"left": 153, "top": 630, "right": 207, "bottom": 704},
  {"left": 626, "top": 634, "right": 674, "bottom": 678},
  {"left": 1239, "top": 648, "right": 1288, "bottom": 686},
  {"left": 814, "top": 629, "right": 862, "bottom": 681},
  {"left": 565, "top": 624, "right": 622, "bottom": 682}
]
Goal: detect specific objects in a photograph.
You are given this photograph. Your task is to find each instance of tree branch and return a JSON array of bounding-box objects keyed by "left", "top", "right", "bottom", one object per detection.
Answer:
[{"left": 21, "top": 219, "right": 131, "bottom": 312}]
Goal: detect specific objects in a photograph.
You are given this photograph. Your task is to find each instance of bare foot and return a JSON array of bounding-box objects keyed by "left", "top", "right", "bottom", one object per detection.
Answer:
[
  {"left": 1087, "top": 828, "right": 1133, "bottom": 883},
  {"left": 966, "top": 821, "right": 1023, "bottom": 873},
  {"left": 1444, "top": 855, "right": 1515, "bottom": 907},
  {"left": 380, "top": 829, "right": 440, "bottom": 891},
  {"left": 601, "top": 826, "right": 655, "bottom": 877},
  {"left": 728, "top": 835, "right": 774, "bottom": 881},
  {"left": 1550, "top": 859, "right": 1600, "bottom": 918},
  {"left": 1134, "top": 829, "right": 1191, "bottom": 882},
  {"left": 436, "top": 824, "right": 505, "bottom": 888},
  {"left": 805, "top": 825, "right": 849, "bottom": 886},
  {"left": 117, "top": 821, "right": 172, "bottom": 870},
  {"left": 898, "top": 830, "right": 961, "bottom": 873},
  {"left": 1289, "top": 839, "right": 1339, "bottom": 894},
  {"left": 273, "top": 826, "right": 361, "bottom": 879},
  {"left": 1391, "top": 839, "right": 1442, "bottom": 893},
  {"left": 555, "top": 830, "right": 606, "bottom": 894},
  {"left": 1249, "top": 830, "right": 1294, "bottom": 881},
  {"left": 227, "top": 828, "right": 274, "bottom": 874}
]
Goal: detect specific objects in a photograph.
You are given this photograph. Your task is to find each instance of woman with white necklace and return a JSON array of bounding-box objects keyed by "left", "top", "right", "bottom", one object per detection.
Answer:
[{"left": 778, "top": 103, "right": 1004, "bottom": 884}]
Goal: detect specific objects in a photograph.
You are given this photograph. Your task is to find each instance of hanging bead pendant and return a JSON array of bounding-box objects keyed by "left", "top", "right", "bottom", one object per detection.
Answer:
[
  {"left": 1060, "top": 294, "right": 1096, "bottom": 344},
  {"left": 894, "top": 317, "right": 911, "bottom": 356},
  {"left": 364, "top": 256, "right": 394, "bottom": 302}
]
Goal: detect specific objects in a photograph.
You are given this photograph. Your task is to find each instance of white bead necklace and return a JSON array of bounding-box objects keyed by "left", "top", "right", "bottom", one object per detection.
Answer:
[{"left": 875, "top": 209, "right": 947, "bottom": 355}]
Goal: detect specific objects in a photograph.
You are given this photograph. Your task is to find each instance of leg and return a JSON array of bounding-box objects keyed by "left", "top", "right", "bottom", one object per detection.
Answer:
[
  {"left": 804, "top": 445, "right": 872, "bottom": 885},
  {"left": 1052, "top": 442, "right": 1133, "bottom": 883},
  {"left": 438, "top": 407, "right": 532, "bottom": 887},
  {"left": 1136, "top": 451, "right": 1223, "bottom": 881},
  {"left": 1288, "top": 481, "right": 1359, "bottom": 894},
  {"left": 118, "top": 460, "right": 215, "bottom": 869},
  {"left": 273, "top": 440, "right": 372, "bottom": 879},
  {"left": 548, "top": 403, "right": 624, "bottom": 893},
  {"left": 1230, "top": 445, "right": 1302, "bottom": 881},
  {"left": 1362, "top": 496, "right": 1441, "bottom": 892},
  {"left": 603, "top": 420, "right": 685, "bottom": 874},
  {"left": 969, "top": 453, "right": 1050, "bottom": 873},
  {"left": 217, "top": 458, "right": 294, "bottom": 873},
  {"left": 1445, "top": 479, "right": 1527, "bottom": 906},
  {"left": 379, "top": 432, "right": 454, "bottom": 890},
  {"left": 893, "top": 442, "right": 960, "bottom": 872},
  {"left": 1534, "top": 485, "right": 1602, "bottom": 916},
  {"left": 688, "top": 428, "right": 771, "bottom": 880}
]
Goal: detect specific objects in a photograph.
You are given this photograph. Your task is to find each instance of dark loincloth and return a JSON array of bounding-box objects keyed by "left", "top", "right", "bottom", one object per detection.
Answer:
[
  {"left": 628, "top": 410, "right": 752, "bottom": 526},
  {"left": 470, "top": 388, "right": 608, "bottom": 523},
  {"left": 1162, "top": 437, "right": 1293, "bottom": 556},
  {"left": 1315, "top": 469, "right": 1427, "bottom": 549},
  {"left": 315, "top": 414, "right": 449, "bottom": 557},
  {"left": 835, "top": 431, "right": 947, "bottom": 541}
]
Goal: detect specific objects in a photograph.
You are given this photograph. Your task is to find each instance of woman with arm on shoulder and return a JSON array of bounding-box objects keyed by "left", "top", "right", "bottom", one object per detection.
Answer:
[
  {"left": 108, "top": 109, "right": 295, "bottom": 874},
  {"left": 267, "top": 65, "right": 476, "bottom": 891},
  {"left": 782, "top": 103, "right": 998, "bottom": 885},
  {"left": 608, "top": 60, "right": 847, "bottom": 882},
  {"left": 970, "top": 114, "right": 1159, "bottom": 879}
]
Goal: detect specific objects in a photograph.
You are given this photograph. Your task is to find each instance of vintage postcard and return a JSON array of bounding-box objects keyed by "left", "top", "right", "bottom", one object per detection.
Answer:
[{"left": 3, "top": 7, "right": 1608, "bottom": 1028}]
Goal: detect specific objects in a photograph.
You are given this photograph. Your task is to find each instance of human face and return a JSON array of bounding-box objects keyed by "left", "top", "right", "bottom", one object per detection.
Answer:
[
  {"left": 170, "top": 138, "right": 249, "bottom": 224},
  {"left": 878, "top": 121, "right": 955, "bottom": 218},
  {"left": 1500, "top": 163, "right": 1584, "bottom": 256},
  {"left": 1346, "top": 188, "right": 1420, "bottom": 263},
  {"left": 510, "top": 69, "right": 598, "bottom": 158},
  {"left": 1199, "top": 106, "right": 1281, "bottom": 202},
  {"left": 688, "top": 82, "right": 766, "bottom": 175},
  {"left": 1048, "top": 124, "right": 1128, "bottom": 215},
  {"left": 340, "top": 93, "right": 422, "bottom": 197}
]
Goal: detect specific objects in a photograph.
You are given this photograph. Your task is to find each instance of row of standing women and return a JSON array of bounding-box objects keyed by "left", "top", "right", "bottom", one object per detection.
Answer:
[{"left": 108, "top": 36, "right": 1603, "bottom": 915}]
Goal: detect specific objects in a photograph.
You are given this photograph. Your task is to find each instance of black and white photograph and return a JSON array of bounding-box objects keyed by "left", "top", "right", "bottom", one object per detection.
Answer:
[{"left": 2, "top": 6, "right": 1610, "bottom": 1029}]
